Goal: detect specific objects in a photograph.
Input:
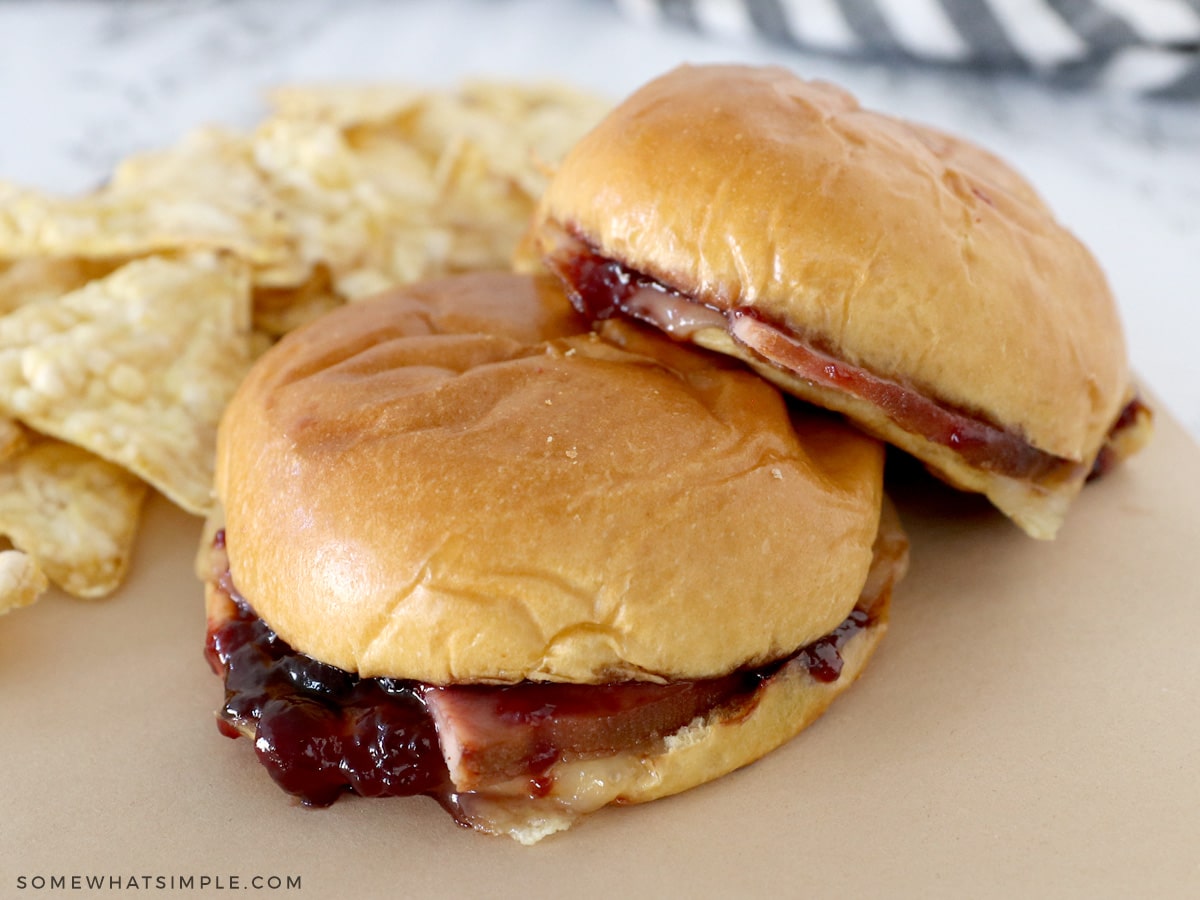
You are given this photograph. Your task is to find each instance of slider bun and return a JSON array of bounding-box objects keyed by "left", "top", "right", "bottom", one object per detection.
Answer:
[
  {"left": 216, "top": 272, "right": 885, "bottom": 684},
  {"left": 535, "top": 64, "right": 1131, "bottom": 491}
]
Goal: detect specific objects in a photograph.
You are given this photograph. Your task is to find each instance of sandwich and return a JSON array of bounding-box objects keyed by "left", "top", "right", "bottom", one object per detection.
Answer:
[
  {"left": 202, "top": 271, "right": 907, "bottom": 843},
  {"left": 530, "top": 64, "right": 1151, "bottom": 539}
]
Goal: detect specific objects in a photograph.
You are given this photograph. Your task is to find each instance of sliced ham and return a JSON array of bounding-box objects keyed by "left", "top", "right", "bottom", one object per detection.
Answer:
[{"left": 423, "top": 675, "right": 752, "bottom": 792}]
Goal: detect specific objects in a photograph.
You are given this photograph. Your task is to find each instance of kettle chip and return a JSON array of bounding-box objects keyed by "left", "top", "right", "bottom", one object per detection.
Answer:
[
  {"left": 0, "top": 438, "right": 146, "bottom": 599},
  {"left": 0, "top": 548, "right": 48, "bottom": 616},
  {"left": 0, "top": 252, "right": 256, "bottom": 517}
]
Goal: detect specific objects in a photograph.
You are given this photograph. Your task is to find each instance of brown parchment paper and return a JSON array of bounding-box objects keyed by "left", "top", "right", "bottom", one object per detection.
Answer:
[{"left": 2, "top": 409, "right": 1197, "bottom": 899}]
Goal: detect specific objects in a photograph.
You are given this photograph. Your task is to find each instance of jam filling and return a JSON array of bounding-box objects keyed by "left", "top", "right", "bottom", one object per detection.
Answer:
[
  {"left": 204, "top": 560, "right": 450, "bottom": 807},
  {"left": 546, "top": 237, "right": 1134, "bottom": 486},
  {"left": 206, "top": 531, "right": 874, "bottom": 809}
]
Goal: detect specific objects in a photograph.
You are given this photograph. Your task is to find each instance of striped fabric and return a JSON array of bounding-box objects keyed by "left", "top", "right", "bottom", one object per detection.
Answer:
[{"left": 613, "top": 0, "right": 1200, "bottom": 98}]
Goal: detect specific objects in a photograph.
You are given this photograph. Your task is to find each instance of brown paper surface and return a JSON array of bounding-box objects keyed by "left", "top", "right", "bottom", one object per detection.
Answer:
[{"left": 2, "top": 410, "right": 1197, "bottom": 899}]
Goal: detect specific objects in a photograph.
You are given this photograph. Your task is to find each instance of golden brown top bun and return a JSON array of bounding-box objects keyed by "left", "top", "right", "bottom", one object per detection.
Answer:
[
  {"left": 216, "top": 272, "right": 885, "bottom": 684},
  {"left": 534, "top": 65, "right": 1132, "bottom": 498}
]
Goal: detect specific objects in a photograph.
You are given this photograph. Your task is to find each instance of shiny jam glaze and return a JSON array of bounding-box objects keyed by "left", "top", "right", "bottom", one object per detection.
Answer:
[
  {"left": 205, "top": 572, "right": 450, "bottom": 806},
  {"left": 547, "top": 239, "right": 1109, "bottom": 485},
  {"left": 206, "top": 531, "right": 873, "bottom": 808},
  {"left": 798, "top": 609, "right": 871, "bottom": 683}
]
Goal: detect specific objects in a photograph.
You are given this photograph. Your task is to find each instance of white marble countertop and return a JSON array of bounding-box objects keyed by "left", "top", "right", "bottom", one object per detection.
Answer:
[{"left": 1, "top": 0, "right": 1197, "bottom": 443}]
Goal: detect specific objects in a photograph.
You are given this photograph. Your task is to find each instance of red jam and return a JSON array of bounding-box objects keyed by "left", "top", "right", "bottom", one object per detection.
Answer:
[
  {"left": 799, "top": 609, "right": 870, "bottom": 683},
  {"left": 206, "top": 532, "right": 874, "bottom": 808},
  {"left": 554, "top": 240, "right": 684, "bottom": 325},
  {"left": 205, "top": 582, "right": 450, "bottom": 806}
]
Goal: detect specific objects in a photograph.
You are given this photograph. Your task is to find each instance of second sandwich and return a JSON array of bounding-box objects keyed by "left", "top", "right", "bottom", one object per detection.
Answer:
[{"left": 532, "top": 64, "right": 1151, "bottom": 539}]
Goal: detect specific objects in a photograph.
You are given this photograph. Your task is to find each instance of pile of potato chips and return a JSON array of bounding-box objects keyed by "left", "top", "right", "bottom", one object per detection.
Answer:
[{"left": 0, "top": 81, "right": 608, "bottom": 614}]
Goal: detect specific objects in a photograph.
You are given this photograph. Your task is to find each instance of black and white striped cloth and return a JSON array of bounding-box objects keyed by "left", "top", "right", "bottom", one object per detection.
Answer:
[{"left": 613, "top": 0, "right": 1200, "bottom": 98}]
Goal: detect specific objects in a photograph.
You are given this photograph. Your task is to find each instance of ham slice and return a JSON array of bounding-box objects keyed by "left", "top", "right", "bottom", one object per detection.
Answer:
[{"left": 423, "top": 677, "right": 749, "bottom": 792}]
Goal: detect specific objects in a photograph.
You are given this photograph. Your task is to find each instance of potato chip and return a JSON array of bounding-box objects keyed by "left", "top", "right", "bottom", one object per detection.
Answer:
[
  {"left": 253, "top": 264, "right": 344, "bottom": 337},
  {"left": 0, "top": 253, "right": 255, "bottom": 515},
  {"left": 252, "top": 82, "right": 608, "bottom": 301},
  {"left": 402, "top": 81, "right": 610, "bottom": 198},
  {"left": 267, "top": 80, "right": 607, "bottom": 139},
  {"left": 0, "top": 82, "right": 604, "bottom": 341},
  {"left": 266, "top": 83, "right": 427, "bottom": 126},
  {"left": 249, "top": 118, "right": 410, "bottom": 295},
  {"left": 0, "top": 439, "right": 146, "bottom": 598},
  {"left": 0, "top": 130, "right": 305, "bottom": 284},
  {"left": 0, "top": 257, "right": 119, "bottom": 314},
  {"left": 0, "top": 417, "right": 29, "bottom": 463},
  {"left": 0, "top": 548, "right": 48, "bottom": 615}
]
